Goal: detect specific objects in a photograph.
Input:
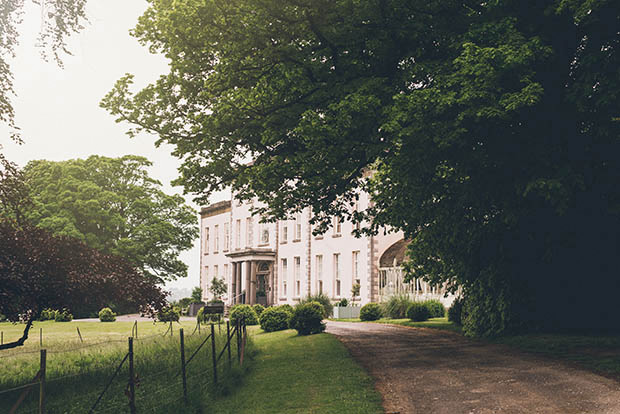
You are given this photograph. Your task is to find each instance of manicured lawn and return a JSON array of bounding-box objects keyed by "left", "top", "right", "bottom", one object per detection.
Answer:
[
  {"left": 0, "top": 319, "right": 244, "bottom": 413},
  {"left": 210, "top": 329, "right": 384, "bottom": 414},
  {"left": 330, "top": 316, "right": 462, "bottom": 333},
  {"left": 492, "top": 333, "right": 620, "bottom": 380}
]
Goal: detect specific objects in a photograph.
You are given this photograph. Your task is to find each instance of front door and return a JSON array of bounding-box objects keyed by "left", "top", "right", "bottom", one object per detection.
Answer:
[{"left": 256, "top": 262, "right": 271, "bottom": 305}]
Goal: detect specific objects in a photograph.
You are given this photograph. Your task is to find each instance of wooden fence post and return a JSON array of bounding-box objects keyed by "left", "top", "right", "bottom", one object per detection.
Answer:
[
  {"left": 76, "top": 327, "right": 83, "bottom": 343},
  {"left": 1, "top": 331, "right": 3, "bottom": 345},
  {"left": 240, "top": 317, "right": 245, "bottom": 367},
  {"left": 39, "top": 328, "right": 42, "bottom": 347},
  {"left": 39, "top": 349, "right": 46, "bottom": 414},
  {"left": 179, "top": 328, "right": 187, "bottom": 404},
  {"left": 236, "top": 319, "right": 241, "bottom": 363},
  {"left": 226, "top": 321, "right": 231, "bottom": 368},
  {"left": 128, "top": 337, "right": 136, "bottom": 414},
  {"left": 169, "top": 321, "right": 173, "bottom": 337},
  {"left": 211, "top": 324, "right": 217, "bottom": 384}
]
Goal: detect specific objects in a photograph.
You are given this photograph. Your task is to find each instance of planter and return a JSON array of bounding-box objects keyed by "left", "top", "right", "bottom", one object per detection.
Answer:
[{"left": 333, "top": 306, "right": 360, "bottom": 319}]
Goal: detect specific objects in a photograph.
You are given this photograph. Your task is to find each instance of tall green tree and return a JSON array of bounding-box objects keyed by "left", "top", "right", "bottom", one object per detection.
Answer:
[
  {"left": 24, "top": 155, "right": 198, "bottom": 283},
  {"left": 102, "top": 1, "right": 620, "bottom": 335}
]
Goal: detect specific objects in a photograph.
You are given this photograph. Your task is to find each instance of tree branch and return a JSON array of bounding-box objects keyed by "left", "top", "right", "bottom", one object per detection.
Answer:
[{"left": 0, "top": 316, "right": 35, "bottom": 350}]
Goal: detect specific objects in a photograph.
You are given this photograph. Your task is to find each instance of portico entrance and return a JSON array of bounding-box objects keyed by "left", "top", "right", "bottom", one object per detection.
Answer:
[{"left": 226, "top": 249, "right": 275, "bottom": 306}]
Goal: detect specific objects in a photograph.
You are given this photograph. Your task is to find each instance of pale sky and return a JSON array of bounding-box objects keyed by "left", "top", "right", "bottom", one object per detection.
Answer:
[{"left": 1, "top": 1, "right": 225, "bottom": 294}]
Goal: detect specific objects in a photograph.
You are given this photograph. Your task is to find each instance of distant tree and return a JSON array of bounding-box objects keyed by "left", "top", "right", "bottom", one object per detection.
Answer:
[
  {"left": 190, "top": 287, "right": 203, "bottom": 304},
  {"left": 209, "top": 277, "right": 227, "bottom": 301},
  {"left": 0, "top": 157, "right": 166, "bottom": 350},
  {"left": 1, "top": 0, "right": 88, "bottom": 141},
  {"left": 23, "top": 155, "right": 198, "bottom": 283}
]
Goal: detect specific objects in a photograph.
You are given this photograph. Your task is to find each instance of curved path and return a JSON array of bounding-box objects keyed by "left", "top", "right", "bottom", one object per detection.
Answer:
[{"left": 326, "top": 321, "right": 620, "bottom": 414}]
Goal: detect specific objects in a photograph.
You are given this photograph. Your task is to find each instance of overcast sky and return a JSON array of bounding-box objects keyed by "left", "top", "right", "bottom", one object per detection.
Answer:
[{"left": 1, "top": 1, "right": 223, "bottom": 294}]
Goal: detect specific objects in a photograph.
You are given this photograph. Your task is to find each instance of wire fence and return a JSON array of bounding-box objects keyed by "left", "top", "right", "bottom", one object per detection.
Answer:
[{"left": 0, "top": 318, "right": 249, "bottom": 414}]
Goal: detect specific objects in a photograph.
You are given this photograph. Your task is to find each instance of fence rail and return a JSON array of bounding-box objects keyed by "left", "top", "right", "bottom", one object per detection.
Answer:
[{"left": 1, "top": 318, "right": 249, "bottom": 414}]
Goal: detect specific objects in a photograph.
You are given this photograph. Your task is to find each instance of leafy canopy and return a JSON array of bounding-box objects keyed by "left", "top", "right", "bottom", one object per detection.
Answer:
[
  {"left": 103, "top": 1, "right": 620, "bottom": 335},
  {"left": 23, "top": 155, "right": 198, "bottom": 283}
]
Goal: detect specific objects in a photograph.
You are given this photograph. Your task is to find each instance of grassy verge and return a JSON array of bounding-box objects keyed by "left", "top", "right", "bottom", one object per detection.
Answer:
[
  {"left": 209, "top": 328, "right": 383, "bottom": 414},
  {"left": 491, "top": 333, "right": 620, "bottom": 380},
  {"left": 330, "top": 316, "right": 462, "bottom": 333},
  {"left": 0, "top": 320, "right": 248, "bottom": 413}
]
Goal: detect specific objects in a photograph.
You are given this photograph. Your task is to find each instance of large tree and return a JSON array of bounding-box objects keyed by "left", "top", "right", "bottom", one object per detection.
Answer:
[
  {"left": 23, "top": 155, "right": 198, "bottom": 283},
  {"left": 102, "top": 1, "right": 620, "bottom": 336},
  {"left": 0, "top": 157, "right": 166, "bottom": 350}
]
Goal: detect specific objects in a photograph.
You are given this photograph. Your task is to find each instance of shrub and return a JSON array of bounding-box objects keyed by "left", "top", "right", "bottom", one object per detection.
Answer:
[
  {"left": 0, "top": 313, "right": 6, "bottom": 322},
  {"left": 360, "top": 303, "right": 382, "bottom": 321},
  {"left": 229, "top": 304, "right": 259, "bottom": 326},
  {"left": 253, "top": 304, "right": 265, "bottom": 317},
  {"left": 336, "top": 298, "right": 349, "bottom": 307},
  {"left": 407, "top": 302, "right": 430, "bottom": 322},
  {"left": 300, "top": 293, "right": 332, "bottom": 318},
  {"left": 423, "top": 299, "right": 445, "bottom": 318},
  {"left": 54, "top": 309, "right": 73, "bottom": 322},
  {"left": 259, "top": 306, "right": 292, "bottom": 332},
  {"left": 381, "top": 294, "right": 413, "bottom": 319},
  {"left": 98, "top": 307, "right": 116, "bottom": 322},
  {"left": 39, "top": 309, "right": 56, "bottom": 321},
  {"left": 278, "top": 304, "right": 294, "bottom": 314},
  {"left": 448, "top": 297, "right": 464, "bottom": 326},
  {"left": 289, "top": 301, "right": 325, "bottom": 335},
  {"left": 157, "top": 306, "right": 181, "bottom": 322}
]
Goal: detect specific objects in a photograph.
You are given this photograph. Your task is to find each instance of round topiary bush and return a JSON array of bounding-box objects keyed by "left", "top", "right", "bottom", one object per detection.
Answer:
[
  {"left": 360, "top": 303, "right": 382, "bottom": 321},
  {"left": 448, "top": 297, "right": 464, "bottom": 326},
  {"left": 336, "top": 298, "right": 349, "bottom": 307},
  {"left": 157, "top": 306, "right": 181, "bottom": 322},
  {"left": 278, "top": 304, "right": 294, "bottom": 314},
  {"left": 253, "top": 304, "right": 265, "bottom": 317},
  {"left": 289, "top": 301, "right": 325, "bottom": 335},
  {"left": 98, "top": 307, "right": 116, "bottom": 322},
  {"left": 54, "top": 309, "right": 73, "bottom": 322},
  {"left": 423, "top": 299, "right": 446, "bottom": 318},
  {"left": 259, "top": 306, "right": 292, "bottom": 332},
  {"left": 229, "top": 304, "right": 259, "bottom": 326},
  {"left": 407, "top": 302, "right": 430, "bottom": 322}
]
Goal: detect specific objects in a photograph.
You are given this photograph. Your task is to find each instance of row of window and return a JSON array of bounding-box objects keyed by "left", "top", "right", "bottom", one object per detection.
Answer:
[
  {"left": 280, "top": 251, "right": 360, "bottom": 298},
  {"left": 204, "top": 214, "right": 361, "bottom": 254}
]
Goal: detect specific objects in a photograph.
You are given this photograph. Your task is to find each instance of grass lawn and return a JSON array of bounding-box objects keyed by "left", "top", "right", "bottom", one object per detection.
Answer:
[
  {"left": 0, "top": 319, "right": 245, "bottom": 413},
  {"left": 330, "top": 316, "right": 462, "bottom": 333},
  {"left": 209, "top": 328, "right": 383, "bottom": 414},
  {"left": 491, "top": 333, "right": 620, "bottom": 380}
]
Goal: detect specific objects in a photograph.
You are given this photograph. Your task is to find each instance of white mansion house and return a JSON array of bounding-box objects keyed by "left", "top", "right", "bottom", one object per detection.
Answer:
[{"left": 200, "top": 193, "right": 454, "bottom": 307}]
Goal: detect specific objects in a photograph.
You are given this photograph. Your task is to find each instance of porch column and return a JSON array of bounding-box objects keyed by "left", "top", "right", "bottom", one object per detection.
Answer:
[
  {"left": 250, "top": 261, "right": 257, "bottom": 305},
  {"left": 245, "top": 261, "right": 252, "bottom": 304},
  {"left": 231, "top": 262, "right": 237, "bottom": 304},
  {"left": 236, "top": 261, "right": 242, "bottom": 303}
]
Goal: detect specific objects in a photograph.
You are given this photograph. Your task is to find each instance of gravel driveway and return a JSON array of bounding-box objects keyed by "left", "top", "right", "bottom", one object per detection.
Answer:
[{"left": 326, "top": 321, "right": 620, "bottom": 414}]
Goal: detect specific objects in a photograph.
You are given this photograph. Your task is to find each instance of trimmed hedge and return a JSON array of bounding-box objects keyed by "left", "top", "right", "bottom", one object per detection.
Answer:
[
  {"left": 448, "top": 297, "right": 464, "bottom": 326},
  {"left": 360, "top": 303, "right": 382, "bottom": 321},
  {"left": 407, "top": 302, "right": 430, "bottom": 322},
  {"left": 259, "top": 306, "right": 292, "bottom": 332},
  {"left": 253, "top": 304, "right": 265, "bottom": 317},
  {"left": 278, "top": 304, "right": 294, "bottom": 314},
  {"left": 229, "top": 304, "right": 259, "bottom": 326},
  {"left": 289, "top": 301, "right": 325, "bottom": 335},
  {"left": 54, "top": 310, "right": 73, "bottom": 322},
  {"left": 423, "top": 299, "right": 445, "bottom": 318},
  {"left": 98, "top": 307, "right": 116, "bottom": 322}
]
